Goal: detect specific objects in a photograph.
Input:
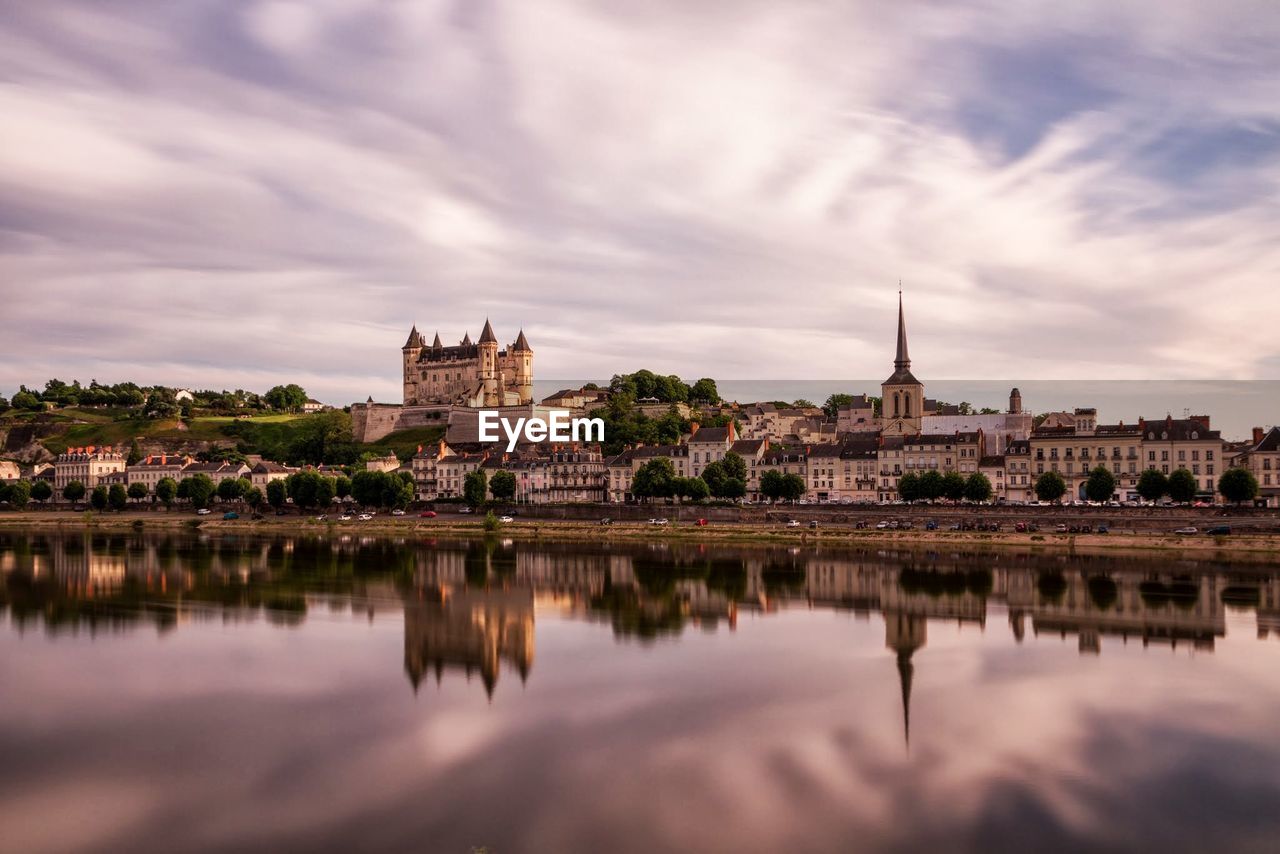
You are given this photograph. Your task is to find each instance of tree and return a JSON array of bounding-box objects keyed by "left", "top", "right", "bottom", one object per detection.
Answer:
[
  {"left": 90, "top": 485, "right": 109, "bottom": 512},
  {"left": 897, "top": 472, "right": 921, "bottom": 503},
  {"left": 245, "top": 486, "right": 264, "bottom": 510},
  {"left": 1137, "top": 469, "right": 1168, "bottom": 502},
  {"left": 822, "top": 393, "right": 855, "bottom": 418},
  {"left": 0, "top": 395, "right": 8, "bottom": 413},
  {"left": 30, "top": 480, "right": 53, "bottom": 504},
  {"left": 349, "top": 470, "right": 384, "bottom": 507},
  {"left": 266, "top": 479, "right": 287, "bottom": 510},
  {"left": 701, "top": 460, "right": 728, "bottom": 497},
  {"left": 689, "top": 378, "right": 720, "bottom": 405},
  {"left": 126, "top": 440, "right": 143, "bottom": 467},
  {"left": 63, "top": 480, "right": 86, "bottom": 503},
  {"left": 676, "top": 477, "right": 710, "bottom": 502},
  {"left": 489, "top": 470, "right": 517, "bottom": 501},
  {"left": 463, "top": 469, "right": 488, "bottom": 508},
  {"left": 217, "top": 477, "right": 247, "bottom": 504},
  {"left": 941, "top": 471, "right": 966, "bottom": 501},
  {"left": 7, "top": 480, "right": 31, "bottom": 509},
  {"left": 335, "top": 475, "right": 352, "bottom": 499},
  {"left": 264, "top": 384, "right": 308, "bottom": 412},
  {"left": 1218, "top": 468, "right": 1259, "bottom": 505},
  {"left": 632, "top": 458, "right": 677, "bottom": 501},
  {"left": 759, "top": 469, "right": 785, "bottom": 502},
  {"left": 964, "top": 472, "right": 993, "bottom": 503},
  {"left": 779, "top": 473, "right": 806, "bottom": 502},
  {"left": 286, "top": 470, "right": 331, "bottom": 510},
  {"left": 918, "top": 470, "right": 945, "bottom": 501},
  {"left": 1167, "top": 468, "right": 1198, "bottom": 503},
  {"left": 721, "top": 452, "right": 747, "bottom": 483},
  {"left": 12, "top": 390, "right": 41, "bottom": 410},
  {"left": 155, "top": 477, "right": 178, "bottom": 507},
  {"left": 1085, "top": 466, "right": 1116, "bottom": 502},
  {"left": 127, "top": 482, "right": 149, "bottom": 502},
  {"left": 108, "top": 483, "right": 128, "bottom": 512},
  {"left": 1035, "top": 471, "right": 1067, "bottom": 503},
  {"left": 180, "top": 474, "right": 216, "bottom": 509},
  {"left": 719, "top": 476, "right": 746, "bottom": 500},
  {"left": 792, "top": 399, "right": 816, "bottom": 409}
]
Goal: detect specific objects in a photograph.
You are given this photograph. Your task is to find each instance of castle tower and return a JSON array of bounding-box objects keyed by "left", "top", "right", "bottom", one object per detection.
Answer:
[
  {"left": 478, "top": 319, "right": 499, "bottom": 406},
  {"left": 513, "top": 329, "right": 533, "bottom": 404},
  {"left": 880, "top": 289, "right": 924, "bottom": 436},
  {"left": 1009, "top": 387, "right": 1022, "bottom": 415},
  {"left": 402, "top": 325, "right": 424, "bottom": 405}
]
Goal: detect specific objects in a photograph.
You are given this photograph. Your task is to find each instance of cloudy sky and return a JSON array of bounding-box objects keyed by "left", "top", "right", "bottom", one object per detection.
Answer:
[{"left": 1, "top": 0, "right": 1278, "bottom": 404}]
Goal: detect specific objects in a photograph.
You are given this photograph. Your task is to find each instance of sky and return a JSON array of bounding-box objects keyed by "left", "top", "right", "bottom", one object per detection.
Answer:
[{"left": 1, "top": 0, "right": 1279, "bottom": 406}]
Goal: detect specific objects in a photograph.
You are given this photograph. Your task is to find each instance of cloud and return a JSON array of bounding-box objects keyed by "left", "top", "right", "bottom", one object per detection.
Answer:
[{"left": 1, "top": 0, "right": 1278, "bottom": 406}]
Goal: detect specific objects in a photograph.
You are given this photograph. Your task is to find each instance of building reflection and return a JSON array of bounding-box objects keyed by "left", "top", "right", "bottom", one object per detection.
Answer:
[{"left": 3, "top": 533, "right": 1279, "bottom": 732}]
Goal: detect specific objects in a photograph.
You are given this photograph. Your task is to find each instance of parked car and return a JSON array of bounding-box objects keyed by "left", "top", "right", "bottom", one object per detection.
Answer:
[
  {"left": 600, "top": 518, "right": 612, "bottom": 526},
  {"left": 1096, "top": 525, "right": 1109, "bottom": 534},
  {"left": 854, "top": 521, "right": 868, "bottom": 530},
  {"left": 419, "top": 510, "right": 437, "bottom": 518},
  {"left": 786, "top": 520, "right": 800, "bottom": 528},
  {"left": 339, "top": 514, "right": 353, "bottom": 521},
  {"left": 1054, "top": 523, "right": 1068, "bottom": 533},
  {"left": 1174, "top": 526, "right": 1198, "bottom": 535},
  {"left": 649, "top": 518, "right": 669, "bottom": 526},
  {"left": 876, "top": 520, "right": 891, "bottom": 529},
  {"left": 459, "top": 507, "right": 473, "bottom": 514},
  {"left": 222, "top": 511, "right": 239, "bottom": 520},
  {"left": 498, "top": 515, "right": 514, "bottom": 523},
  {"left": 196, "top": 508, "right": 211, "bottom": 516},
  {"left": 1014, "top": 522, "right": 1027, "bottom": 533},
  {"left": 391, "top": 509, "right": 405, "bottom": 516},
  {"left": 808, "top": 520, "right": 819, "bottom": 529},
  {"left": 1205, "top": 525, "right": 1231, "bottom": 535},
  {"left": 695, "top": 519, "right": 709, "bottom": 527},
  {"left": 315, "top": 514, "right": 327, "bottom": 521},
  {"left": 358, "top": 513, "right": 374, "bottom": 521},
  {"left": 925, "top": 520, "right": 938, "bottom": 531}
]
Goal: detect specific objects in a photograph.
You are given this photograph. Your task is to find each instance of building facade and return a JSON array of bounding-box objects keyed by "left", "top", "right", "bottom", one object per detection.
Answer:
[{"left": 402, "top": 320, "right": 532, "bottom": 408}]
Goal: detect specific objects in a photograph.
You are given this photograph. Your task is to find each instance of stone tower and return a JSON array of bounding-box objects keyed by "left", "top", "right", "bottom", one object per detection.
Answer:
[
  {"left": 1009, "top": 387, "right": 1022, "bottom": 415},
  {"left": 478, "top": 318, "right": 499, "bottom": 407},
  {"left": 880, "top": 290, "right": 924, "bottom": 436},
  {"left": 402, "top": 325, "right": 424, "bottom": 403},
  {"left": 513, "top": 329, "right": 533, "bottom": 404}
]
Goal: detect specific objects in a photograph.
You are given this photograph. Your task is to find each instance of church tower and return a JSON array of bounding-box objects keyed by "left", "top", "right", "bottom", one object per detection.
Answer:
[
  {"left": 880, "top": 290, "right": 924, "bottom": 436},
  {"left": 478, "top": 319, "right": 499, "bottom": 406}
]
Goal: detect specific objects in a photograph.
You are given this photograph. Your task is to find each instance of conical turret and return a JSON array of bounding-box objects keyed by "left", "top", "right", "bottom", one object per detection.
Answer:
[
  {"left": 461, "top": 332, "right": 472, "bottom": 347},
  {"left": 403, "top": 325, "right": 423, "bottom": 349},
  {"left": 431, "top": 332, "right": 442, "bottom": 349},
  {"left": 513, "top": 329, "right": 531, "bottom": 352},
  {"left": 478, "top": 318, "right": 498, "bottom": 345}
]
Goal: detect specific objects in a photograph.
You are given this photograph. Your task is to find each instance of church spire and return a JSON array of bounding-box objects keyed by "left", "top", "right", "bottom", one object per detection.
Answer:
[
  {"left": 895, "top": 285, "right": 910, "bottom": 371},
  {"left": 897, "top": 649, "right": 913, "bottom": 748}
]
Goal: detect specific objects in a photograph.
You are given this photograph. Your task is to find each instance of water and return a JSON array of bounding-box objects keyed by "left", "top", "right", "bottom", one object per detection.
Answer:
[{"left": 2, "top": 531, "right": 1279, "bottom": 854}]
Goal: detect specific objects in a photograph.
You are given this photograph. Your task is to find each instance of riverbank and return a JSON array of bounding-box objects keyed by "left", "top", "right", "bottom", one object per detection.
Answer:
[{"left": 3, "top": 511, "right": 1280, "bottom": 563}]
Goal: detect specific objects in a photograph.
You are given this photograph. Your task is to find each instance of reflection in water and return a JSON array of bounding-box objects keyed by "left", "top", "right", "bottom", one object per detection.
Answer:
[{"left": 2, "top": 531, "right": 1280, "bottom": 853}]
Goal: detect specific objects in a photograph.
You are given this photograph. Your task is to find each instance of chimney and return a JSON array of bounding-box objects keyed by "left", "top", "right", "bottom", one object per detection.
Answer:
[
  {"left": 728, "top": 420, "right": 736, "bottom": 442},
  {"left": 1254, "top": 427, "right": 1265, "bottom": 445},
  {"left": 689, "top": 422, "right": 700, "bottom": 436}
]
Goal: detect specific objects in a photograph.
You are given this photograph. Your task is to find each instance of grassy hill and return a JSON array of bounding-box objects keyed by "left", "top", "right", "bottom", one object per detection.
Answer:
[{"left": 2, "top": 409, "right": 444, "bottom": 465}]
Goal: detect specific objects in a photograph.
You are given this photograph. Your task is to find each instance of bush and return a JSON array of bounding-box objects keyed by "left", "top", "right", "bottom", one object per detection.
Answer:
[{"left": 483, "top": 511, "right": 501, "bottom": 532}]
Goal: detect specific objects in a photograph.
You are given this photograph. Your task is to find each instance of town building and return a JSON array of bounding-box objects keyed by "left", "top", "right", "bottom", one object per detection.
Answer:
[
  {"left": 126, "top": 455, "right": 193, "bottom": 494},
  {"left": 1231, "top": 427, "right": 1280, "bottom": 506},
  {"left": 53, "top": 447, "right": 125, "bottom": 491},
  {"left": 1138, "top": 415, "right": 1223, "bottom": 497},
  {"left": 249, "top": 461, "right": 296, "bottom": 494}
]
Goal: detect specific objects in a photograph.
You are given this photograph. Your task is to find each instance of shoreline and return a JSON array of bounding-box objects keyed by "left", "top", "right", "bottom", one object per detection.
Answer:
[{"left": 2, "top": 512, "right": 1279, "bottom": 564}]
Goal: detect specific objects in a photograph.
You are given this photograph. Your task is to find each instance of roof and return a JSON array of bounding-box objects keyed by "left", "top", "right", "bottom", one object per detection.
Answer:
[
  {"left": 513, "top": 329, "right": 531, "bottom": 351},
  {"left": 478, "top": 319, "right": 497, "bottom": 344},
  {"left": 251, "top": 461, "right": 294, "bottom": 473},
  {"left": 689, "top": 426, "right": 731, "bottom": 443},
  {"left": 403, "top": 325, "right": 423, "bottom": 349},
  {"left": 1255, "top": 426, "right": 1280, "bottom": 453},
  {"left": 729, "top": 439, "right": 766, "bottom": 455},
  {"left": 979, "top": 455, "right": 1005, "bottom": 467},
  {"left": 1138, "top": 416, "right": 1221, "bottom": 442}
]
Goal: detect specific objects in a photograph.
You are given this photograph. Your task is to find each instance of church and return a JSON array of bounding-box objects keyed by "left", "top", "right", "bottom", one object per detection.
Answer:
[{"left": 402, "top": 319, "right": 533, "bottom": 407}]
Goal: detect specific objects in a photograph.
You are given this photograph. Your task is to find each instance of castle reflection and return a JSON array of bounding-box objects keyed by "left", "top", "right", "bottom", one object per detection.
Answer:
[{"left": 3, "top": 532, "right": 1278, "bottom": 740}]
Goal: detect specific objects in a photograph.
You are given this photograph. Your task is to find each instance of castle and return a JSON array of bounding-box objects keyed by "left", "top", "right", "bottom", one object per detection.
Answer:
[{"left": 402, "top": 320, "right": 533, "bottom": 407}]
